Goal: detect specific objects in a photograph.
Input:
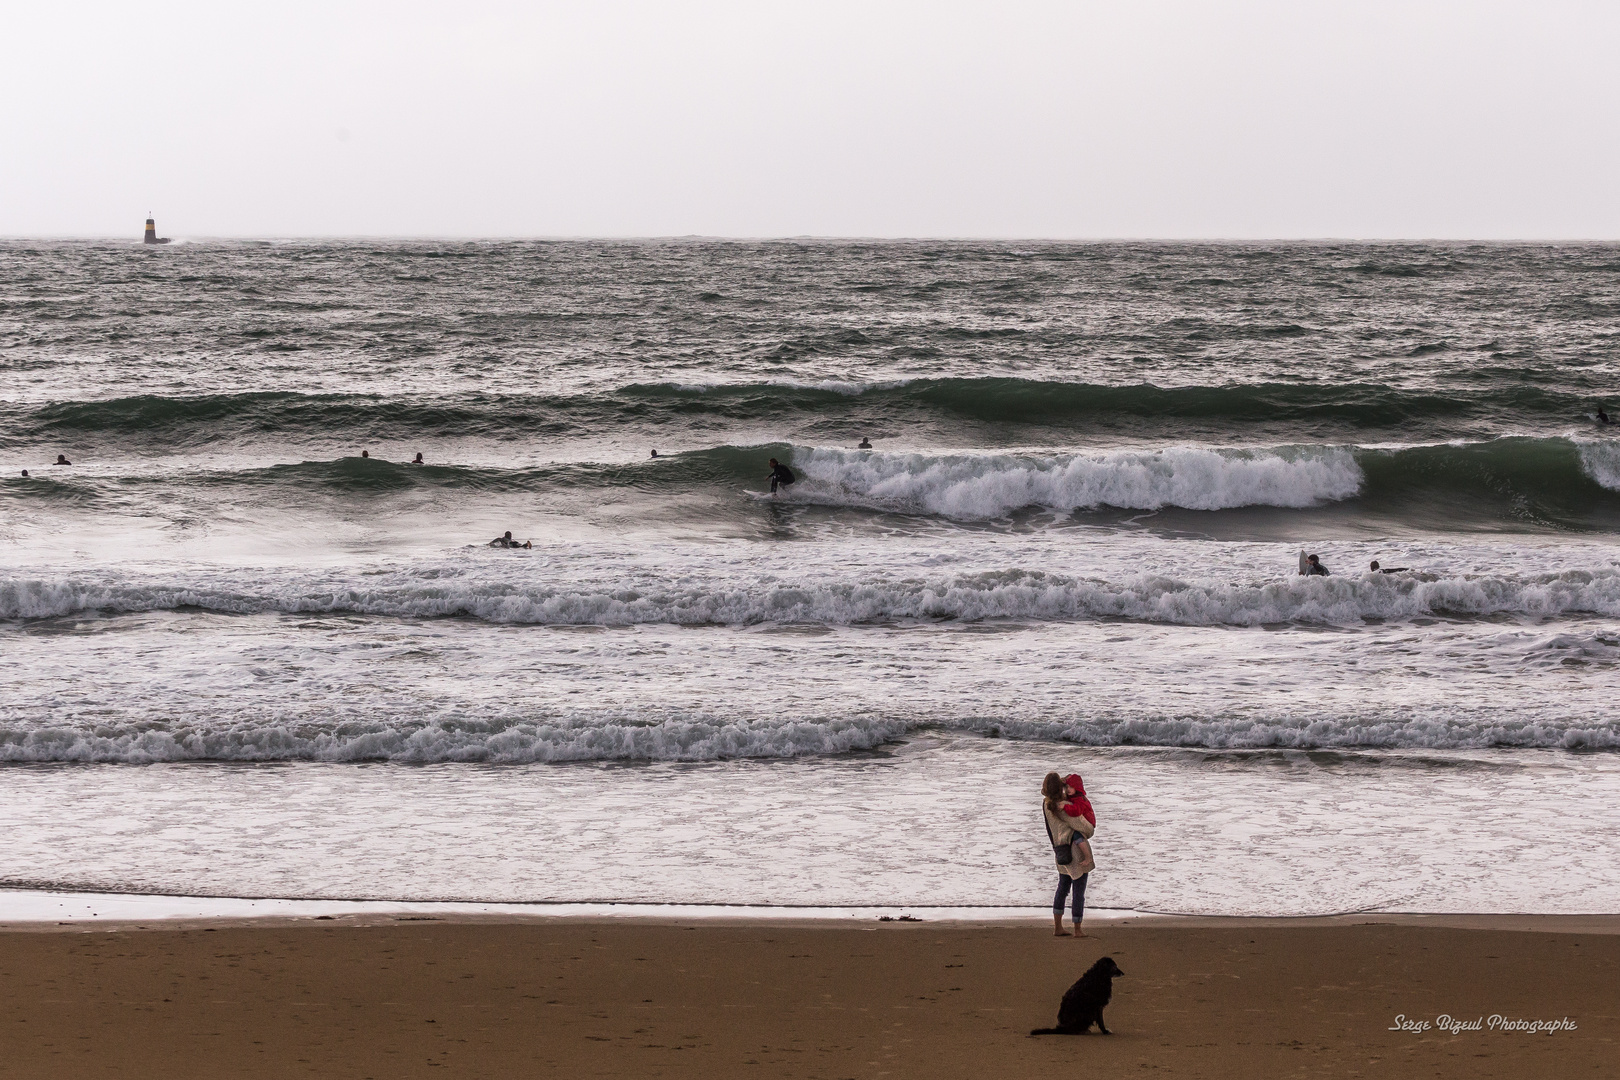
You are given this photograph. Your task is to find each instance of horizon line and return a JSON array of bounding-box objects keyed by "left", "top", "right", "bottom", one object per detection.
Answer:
[{"left": 5, "top": 233, "right": 1620, "bottom": 244}]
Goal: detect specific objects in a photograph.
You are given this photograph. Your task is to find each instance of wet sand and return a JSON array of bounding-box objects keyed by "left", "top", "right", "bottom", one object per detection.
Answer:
[{"left": 0, "top": 915, "right": 1613, "bottom": 1079}]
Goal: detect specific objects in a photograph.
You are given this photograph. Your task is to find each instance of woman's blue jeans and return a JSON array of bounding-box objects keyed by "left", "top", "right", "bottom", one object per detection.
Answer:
[{"left": 1053, "top": 873, "right": 1088, "bottom": 921}]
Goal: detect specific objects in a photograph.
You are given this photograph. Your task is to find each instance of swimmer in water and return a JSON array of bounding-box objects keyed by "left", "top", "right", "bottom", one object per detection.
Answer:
[
  {"left": 361, "top": 450, "right": 369, "bottom": 458},
  {"left": 857, "top": 437, "right": 872, "bottom": 449},
  {"left": 1303, "top": 554, "right": 1329, "bottom": 576},
  {"left": 412, "top": 453, "right": 424, "bottom": 464},
  {"left": 1599, "top": 407, "right": 1612, "bottom": 425},
  {"left": 650, "top": 449, "right": 659, "bottom": 458},
  {"left": 54, "top": 455, "right": 71, "bottom": 466},
  {"left": 767, "top": 458, "right": 796, "bottom": 494},
  {"left": 1370, "top": 560, "right": 1409, "bottom": 574},
  {"left": 20, "top": 470, "right": 29, "bottom": 478}
]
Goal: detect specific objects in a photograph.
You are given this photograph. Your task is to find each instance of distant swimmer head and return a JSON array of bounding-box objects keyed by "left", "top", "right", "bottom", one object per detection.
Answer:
[
  {"left": 1600, "top": 407, "right": 1612, "bottom": 424},
  {"left": 361, "top": 450, "right": 369, "bottom": 458},
  {"left": 504, "top": 531, "right": 513, "bottom": 540},
  {"left": 858, "top": 438, "right": 872, "bottom": 449},
  {"left": 412, "top": 452, "right": 424, "bottom": 464},
  {"left": 650, "top": 449, "right": 659, "bottom": 457},
  {"left": 20, "top": 470, "right": 28, "bottom": 478},
  {"left": 1370, "top": 560, "right": 1380, "bottom": 571},
  {"left": 54, "top": 455, "right": 71, "bottom": 465}
]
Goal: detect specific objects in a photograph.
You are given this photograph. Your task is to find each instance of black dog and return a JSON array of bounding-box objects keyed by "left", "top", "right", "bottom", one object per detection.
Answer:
[{"left": 1029, "top": 956, "right": 1125, "bottom": 1035}]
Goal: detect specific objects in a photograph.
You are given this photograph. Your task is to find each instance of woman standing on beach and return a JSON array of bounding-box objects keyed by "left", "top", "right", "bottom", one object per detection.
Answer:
[{"left": 1042, "top": 772, "right": 1096, "bottom": 937}]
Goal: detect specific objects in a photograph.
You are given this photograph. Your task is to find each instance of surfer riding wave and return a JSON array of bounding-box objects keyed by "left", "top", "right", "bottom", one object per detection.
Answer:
[{"left": 767, "top": 458, "right": 796, "bottom": 494}]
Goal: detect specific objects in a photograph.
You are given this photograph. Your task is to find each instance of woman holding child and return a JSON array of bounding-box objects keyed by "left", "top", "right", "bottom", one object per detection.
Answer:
[{"left": 1041, "top": 771, "right": 1096, "bottom": 937}]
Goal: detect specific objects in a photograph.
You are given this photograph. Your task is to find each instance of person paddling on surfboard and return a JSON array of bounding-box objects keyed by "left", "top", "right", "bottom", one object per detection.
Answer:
[
  {"left": 767, "top": 458, "right": 796, "bottom": 495},
  {"left": 488, "top": 531, "right": 531, "bottom": 549}
]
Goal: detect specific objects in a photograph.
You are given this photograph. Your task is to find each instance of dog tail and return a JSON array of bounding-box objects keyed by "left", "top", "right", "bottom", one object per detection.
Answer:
[{"left": 1028, "top": 1027, "right": 1063, "bottom": 1036}]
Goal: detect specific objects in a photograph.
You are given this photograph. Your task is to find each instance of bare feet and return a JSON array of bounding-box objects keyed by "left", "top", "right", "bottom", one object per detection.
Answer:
[{"left": 1053, "top": 929, "right": 1072, "bottom": 937}]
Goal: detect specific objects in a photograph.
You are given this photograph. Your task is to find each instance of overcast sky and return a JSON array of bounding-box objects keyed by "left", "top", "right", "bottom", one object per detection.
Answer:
[{"left": 3, "top": 1, "right": 1617, "bottom": 238}]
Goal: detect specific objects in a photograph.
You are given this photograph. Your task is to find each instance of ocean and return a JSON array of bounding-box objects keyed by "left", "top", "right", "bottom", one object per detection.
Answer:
[{"left": 2, "top": 238, "right": 1618, "bottom": 917}]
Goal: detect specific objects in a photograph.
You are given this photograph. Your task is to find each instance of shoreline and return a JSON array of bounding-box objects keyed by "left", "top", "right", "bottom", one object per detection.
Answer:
[{"left": 3, "top": 888, "right": 1616, "bottom": 935}]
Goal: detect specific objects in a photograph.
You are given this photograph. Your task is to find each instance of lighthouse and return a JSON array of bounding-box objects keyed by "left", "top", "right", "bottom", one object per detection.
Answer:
[{"left": 143, "top": 216, "right": 170, "bottom": 244}]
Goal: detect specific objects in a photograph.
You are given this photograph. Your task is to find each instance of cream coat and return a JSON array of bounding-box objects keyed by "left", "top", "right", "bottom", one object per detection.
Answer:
[{"left": 1044, "top": 802, "right": 1096, "bottom": 880}]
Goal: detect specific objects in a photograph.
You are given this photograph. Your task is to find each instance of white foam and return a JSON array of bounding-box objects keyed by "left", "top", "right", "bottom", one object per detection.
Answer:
[
  {"left": 4, "top": 742, "right": 1619, "bottom": 915},
  {"left": 1577, "top": 440, "right": 1620, "bottom": 491},
  {"left": 3, "top": 705, "right": 1615, "bottom": 765},
  {"left": 0, "top": 712, "right": 914, "bottom": 764},
  {"left": 5, "top": 536, "right": 1619, "bottom": 763},
  {"left": 7, "top": 564, "right": 1617, "bottom": 627},
  {"left": 789, "top": 445, "right": 1364, "bottom": 518}
]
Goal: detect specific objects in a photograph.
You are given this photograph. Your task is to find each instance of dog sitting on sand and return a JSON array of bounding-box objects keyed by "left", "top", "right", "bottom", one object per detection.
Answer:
[{"left": 1029, "top": 956, "right": 1125, "bottom": 1035}]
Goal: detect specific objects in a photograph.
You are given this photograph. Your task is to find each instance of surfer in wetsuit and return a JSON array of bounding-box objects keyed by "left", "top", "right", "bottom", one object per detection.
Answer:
[
  {"left": 767, "top": 458, "right": 796, "bottom": 494},
  {"left": 1303, "top": 554, "right": 1329, "bottom": 576},
  {"left": 488, "top": 531, "right": 533, "bottom": 549},
  {"left": 857, "top": 437, "right": 872, "bottom": 449},
  {"left": 412, "top": 452, "right": 424, "bottom": 464},
  {"left": 54, "top": 455, "right": 71, "bottom": 466},
  {"left": 1599, "top": 407, "right": 1613, "bottom": 425},
  {"left": 1370, "top": 560, "right": 1409, "bottom": 574}
]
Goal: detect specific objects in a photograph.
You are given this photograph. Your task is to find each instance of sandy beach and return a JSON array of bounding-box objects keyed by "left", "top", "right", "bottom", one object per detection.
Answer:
[{"left": 0, "top": 914, "right": 1612, "bottom": 1079}]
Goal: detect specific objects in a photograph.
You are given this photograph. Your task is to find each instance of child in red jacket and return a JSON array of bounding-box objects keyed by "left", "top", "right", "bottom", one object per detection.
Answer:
[
  {"left": 1059, "top": 773, "right": 1096, "bottom": 874},
  {"left": 1059, "top": 773, "right": 1096, "bottom": 829}
]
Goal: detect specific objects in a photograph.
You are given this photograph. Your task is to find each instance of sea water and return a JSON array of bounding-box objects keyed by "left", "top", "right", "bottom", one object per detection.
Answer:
[{"left": 2, "top": 239, "right": 1618, "bottom": 916}]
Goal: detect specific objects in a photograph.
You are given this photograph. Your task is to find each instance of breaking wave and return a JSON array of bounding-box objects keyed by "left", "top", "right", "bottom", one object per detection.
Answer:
[
  {"left": 1577, "top": 440, "right": 1620, "bottom": 491},
  {"left": 6, "top": 565, "right": 1620, "bottom": 627},
  {"left": 1, "top": 703, "right": 1616, "bottom": 764},
  {"left": 6, "top": 436, "right": 1616, "bottom": 528},
  {"left": 776, "top": 437, "right": 1620, "bottom": 524},
  {"left": 788, "top": 445, "right": 1362, "bottom": 517}
]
